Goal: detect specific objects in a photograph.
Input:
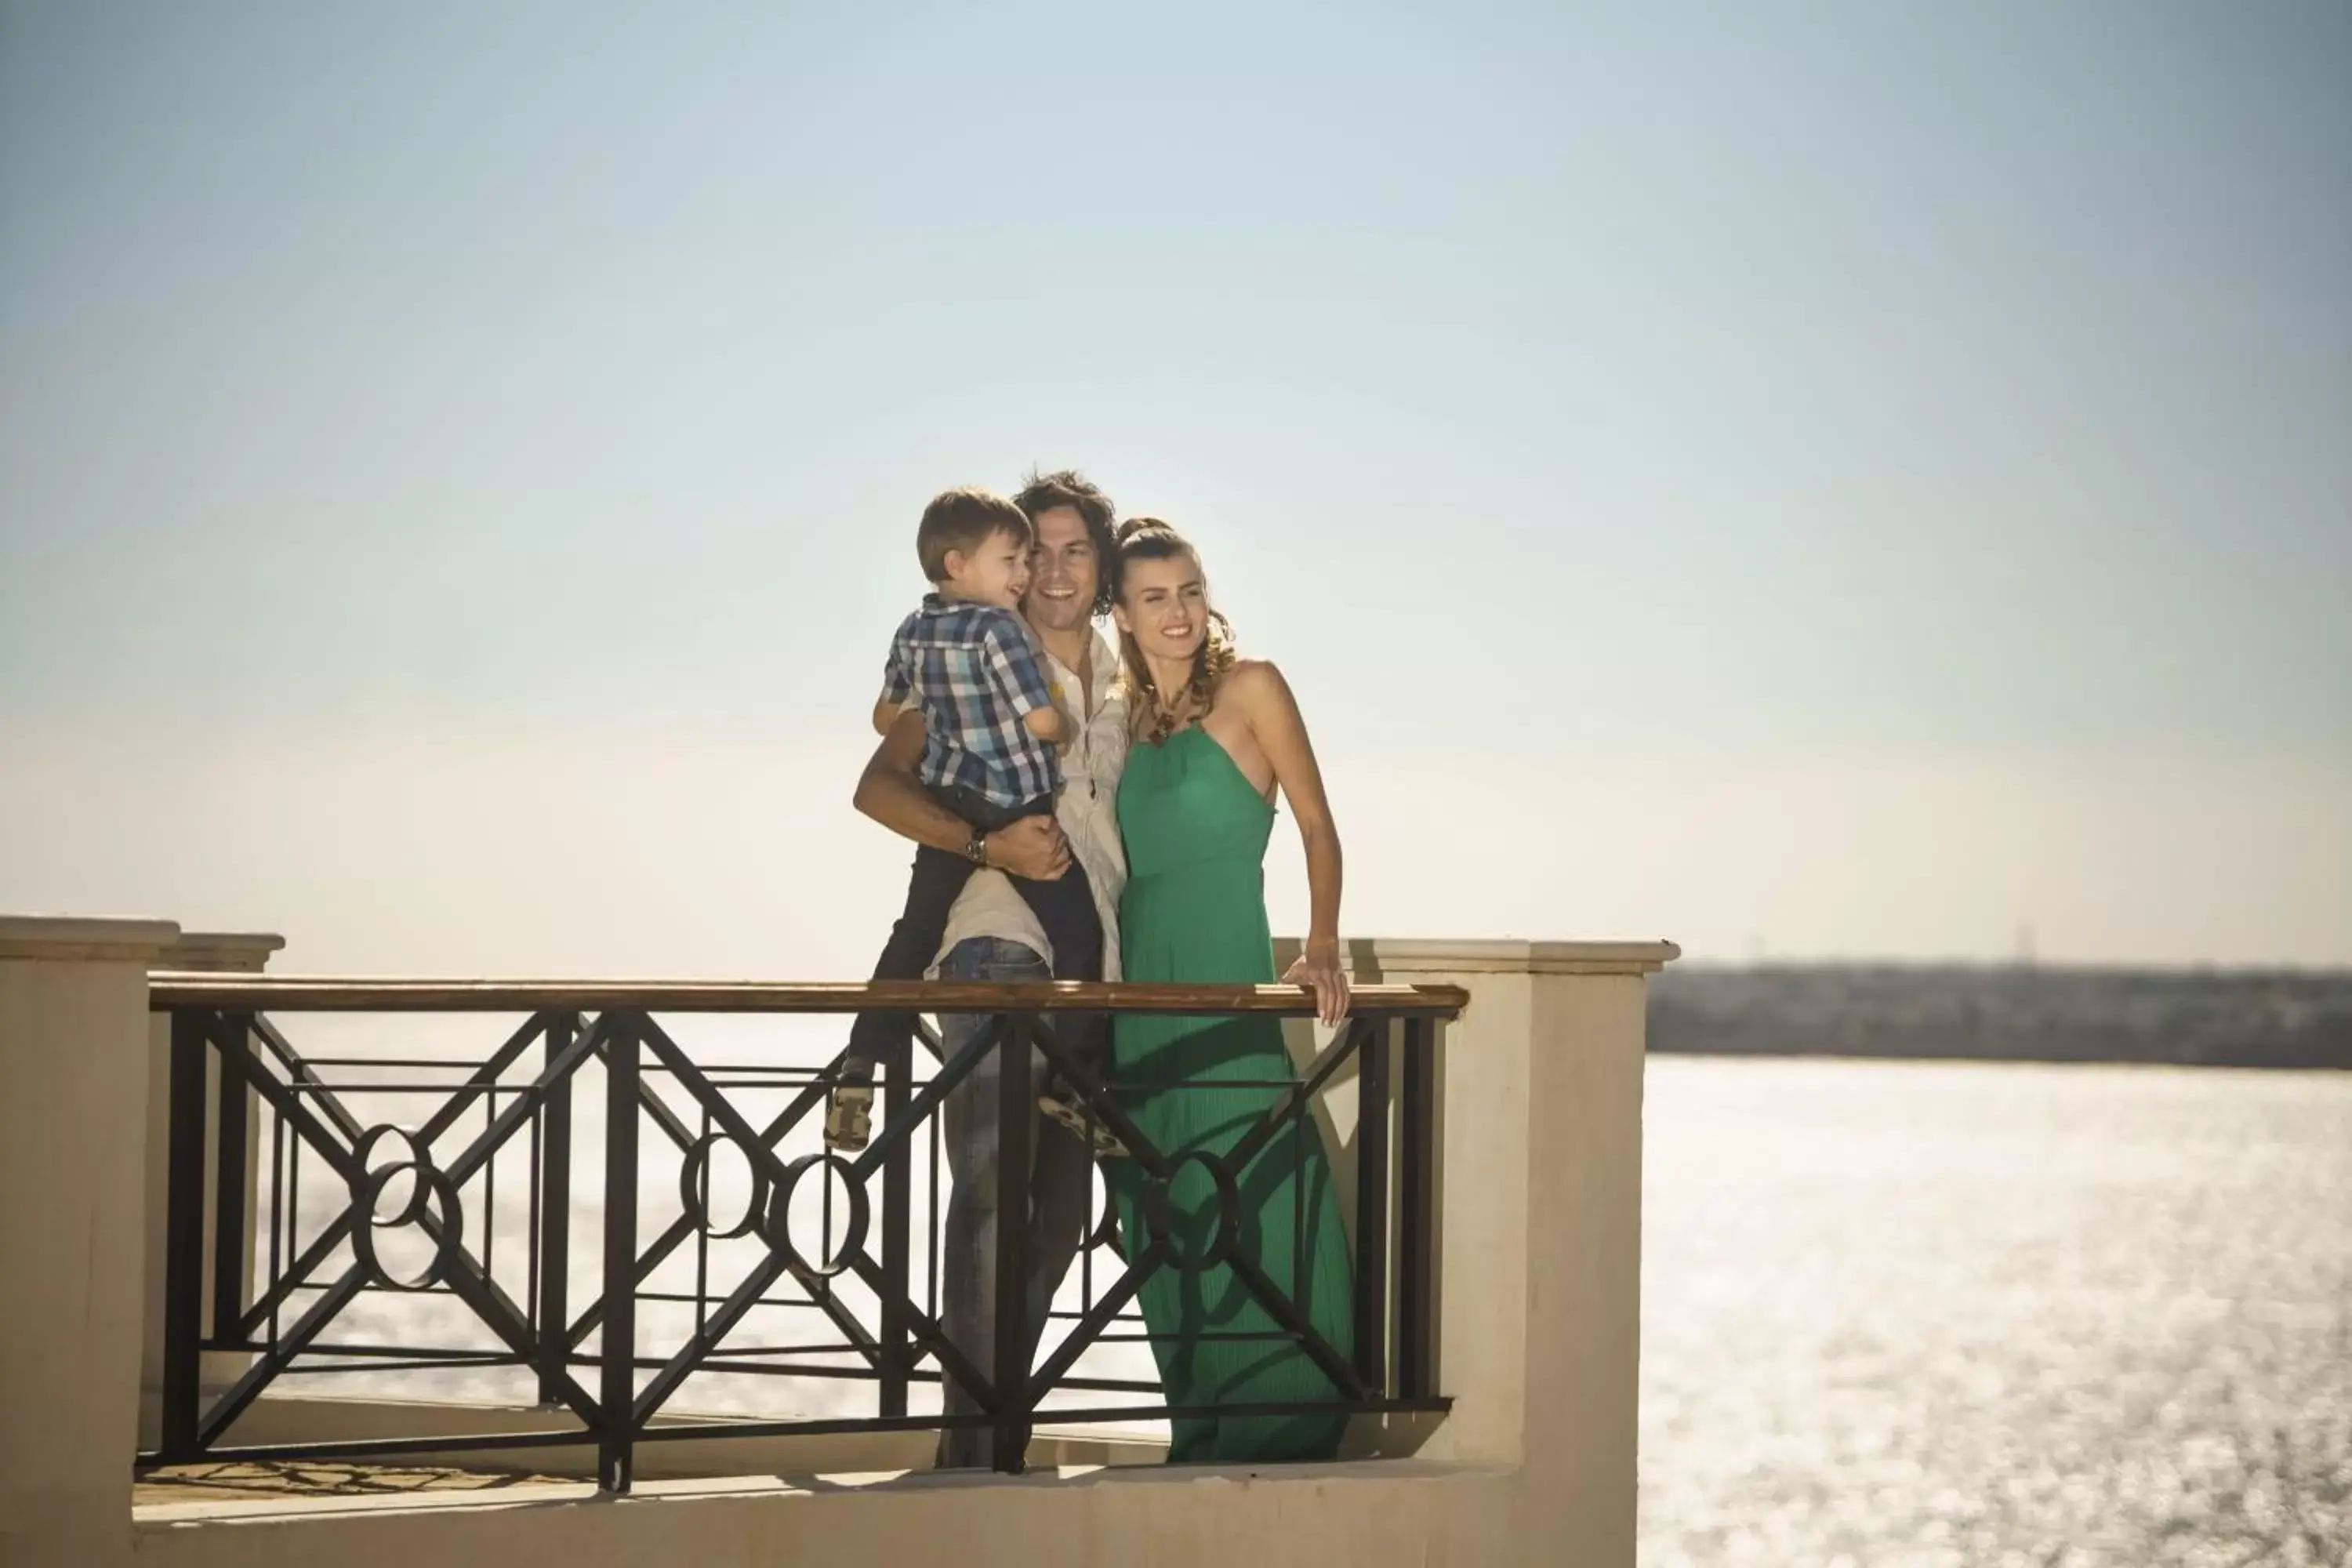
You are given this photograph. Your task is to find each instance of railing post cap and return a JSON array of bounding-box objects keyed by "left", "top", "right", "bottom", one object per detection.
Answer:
[
  {"left": 0, "top": 913, "right": 183, "bottom": 963},
  {"left": 1349, "top": 937, "right": 1682, "bottom": 978},
  {"left": 153, "top": 931, "right": 286, "bottom": 975}
]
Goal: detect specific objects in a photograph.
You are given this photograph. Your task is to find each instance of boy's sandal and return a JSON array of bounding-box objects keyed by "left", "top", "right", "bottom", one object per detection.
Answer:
[
  {"left": 825, "top": 1085, "right": 873, "bottom": 1154},
  {"left": 1037, "top": 1094, "right": 1128, "bottom": 1160}
]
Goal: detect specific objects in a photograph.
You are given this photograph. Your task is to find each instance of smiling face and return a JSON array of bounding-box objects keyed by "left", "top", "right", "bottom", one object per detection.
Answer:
[
  {"left": 1024, "top": 505, "right": 1100, "bottom": 634},
  {"left": 942, "top": 526, "right": 1033, "bottom": 611},
  {"left": 1112, "top": 550, "right": 1210, "bottom": 663}
]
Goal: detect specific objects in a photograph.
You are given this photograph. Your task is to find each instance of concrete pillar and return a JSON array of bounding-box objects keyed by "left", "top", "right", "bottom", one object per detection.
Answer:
[
  {"left": 140, "top": 932, "right": 285, "bottom": 1447},
  {"left": 1352, "top": 939, "right": 1675, "bottom": 1566},
  {"left": 0, "top": 914, "right": 180, "bottom": 1567}
]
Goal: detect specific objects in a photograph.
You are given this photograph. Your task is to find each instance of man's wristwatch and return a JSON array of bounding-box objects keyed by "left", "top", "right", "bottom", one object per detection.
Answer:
[{"left": 964, "top": 829, "right": 989, "bottom": 867}]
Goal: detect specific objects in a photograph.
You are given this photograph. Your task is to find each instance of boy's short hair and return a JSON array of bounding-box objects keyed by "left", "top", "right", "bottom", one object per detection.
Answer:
[{"left": 916, "top": 487, "right": 1033, "bottom": 583}]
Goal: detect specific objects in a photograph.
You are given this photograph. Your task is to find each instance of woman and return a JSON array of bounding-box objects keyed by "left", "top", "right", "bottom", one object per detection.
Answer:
[{"left": 1104, "top": 516, "right": 1356, "bottom": 1465}]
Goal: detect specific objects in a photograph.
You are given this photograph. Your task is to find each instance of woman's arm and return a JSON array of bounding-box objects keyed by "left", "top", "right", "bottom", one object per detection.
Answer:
[{"left": 1229, "top": 661, "right": 1349, "bottom": 1025}]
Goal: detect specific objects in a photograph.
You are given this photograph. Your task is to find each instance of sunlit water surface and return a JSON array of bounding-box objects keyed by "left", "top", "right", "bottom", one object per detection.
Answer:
[{"left": 1640, "top": 1057, "right": 2351, "bottom": 1568}]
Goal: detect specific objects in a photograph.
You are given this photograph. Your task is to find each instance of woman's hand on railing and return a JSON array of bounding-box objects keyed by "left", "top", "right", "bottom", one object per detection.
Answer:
[
  {"left": 1283, "top": 938, "right": 1352, "bottom": 1027},
  {"left": 985, "top": 815, "right": 1072, "bottom": 881}
]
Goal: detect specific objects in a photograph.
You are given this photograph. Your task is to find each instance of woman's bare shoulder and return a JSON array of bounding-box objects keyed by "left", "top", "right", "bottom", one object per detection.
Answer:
[{"left": 1223, "top": 659, "right": 1301, "bottom": 713}]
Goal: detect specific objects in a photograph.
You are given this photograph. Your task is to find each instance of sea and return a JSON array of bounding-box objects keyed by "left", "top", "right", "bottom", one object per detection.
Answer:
[
  {"left": 258, "top": 1025, "right": 2352, "bottom": 1564},
  {"left": 1639, "top": 1056, "right": 2351, "bottom": 1568}
]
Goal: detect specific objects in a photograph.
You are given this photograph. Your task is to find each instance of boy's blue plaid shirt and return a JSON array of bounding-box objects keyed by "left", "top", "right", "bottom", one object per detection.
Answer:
[{"left": 883, "top": 595, "right": 1062, "bottom": 810}]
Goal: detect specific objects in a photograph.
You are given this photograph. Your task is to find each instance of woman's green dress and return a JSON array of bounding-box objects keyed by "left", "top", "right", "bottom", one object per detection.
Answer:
[{"left": 1109, "top": 725, "right": 1354, "bottom": 1464}]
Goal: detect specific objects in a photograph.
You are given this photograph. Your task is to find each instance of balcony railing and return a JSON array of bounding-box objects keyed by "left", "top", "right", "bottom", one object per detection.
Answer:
[{"left": 142, "top": 978, "right": 1466, "bottom": 1490}]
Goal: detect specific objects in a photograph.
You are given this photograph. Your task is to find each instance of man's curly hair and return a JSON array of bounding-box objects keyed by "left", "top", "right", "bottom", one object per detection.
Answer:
[{"left": 1011, "top": 467, "right": 1118, "bottom": 619}]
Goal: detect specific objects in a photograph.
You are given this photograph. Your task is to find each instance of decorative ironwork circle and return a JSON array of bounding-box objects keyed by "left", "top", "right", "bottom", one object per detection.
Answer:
[
  {"left": 350, "top": 1126, "right": 435, "bottom": 1224},
  {"left": 1140, "top": 1150, "right": 1244, "bottom": 1272},
  {"left": 760, "top": 1152, "right": 868, "bottom": 1279},
  {"left": 677, "top": 1131, "right": 773, "bottom": 1240},
  {"left": 348, "top": 1124, "right": 463, "bottom": 1291},
  {"left": 1087, "top": 1195, "right": 1124, "bottom": 1255}
]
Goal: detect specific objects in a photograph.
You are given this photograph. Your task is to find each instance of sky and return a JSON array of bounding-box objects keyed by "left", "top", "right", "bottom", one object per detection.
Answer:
[{"left": 3, "top": 1, "right": 2348, "bottom": 975}]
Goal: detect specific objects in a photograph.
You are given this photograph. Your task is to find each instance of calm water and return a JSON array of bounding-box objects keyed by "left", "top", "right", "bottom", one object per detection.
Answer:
[
  {"left": 1641, "top": 1057, "right": 2352, "bottom": 1568},
  {"left": 269, "top": 1029, "right": 2350, "bottom": 1562}
]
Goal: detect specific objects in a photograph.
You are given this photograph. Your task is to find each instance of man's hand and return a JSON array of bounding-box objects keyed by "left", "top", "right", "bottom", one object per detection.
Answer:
[
  {"left": 985, "top": 815, "right": 1072, "bottom": 881},
  {"left": 853, "top": 708, "right": 1072, "bottom": 882}
]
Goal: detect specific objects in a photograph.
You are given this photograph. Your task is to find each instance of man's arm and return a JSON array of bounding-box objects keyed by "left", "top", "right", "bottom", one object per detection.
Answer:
[{"left": 853, "top": 708, "right": 1072, "bottom": 879}]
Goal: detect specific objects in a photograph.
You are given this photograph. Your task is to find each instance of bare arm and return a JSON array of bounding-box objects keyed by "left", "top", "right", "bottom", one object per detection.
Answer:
[
  {"left": 852, "top": 709, "right": 1071, "bottom": 880},
  {"left": 1229, "top": 661, "right": 1348, "bottom": 1024}
]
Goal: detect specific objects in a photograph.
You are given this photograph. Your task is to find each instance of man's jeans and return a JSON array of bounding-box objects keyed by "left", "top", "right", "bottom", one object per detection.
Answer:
[{"left": 935, "top": 937, "right": 1094, "bottom": 1469}]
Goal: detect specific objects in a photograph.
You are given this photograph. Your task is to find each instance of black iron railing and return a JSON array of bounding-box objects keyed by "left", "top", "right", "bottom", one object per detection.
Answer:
[{"left": 141, "top": 978, "right": 1463, "bottom": 1488}]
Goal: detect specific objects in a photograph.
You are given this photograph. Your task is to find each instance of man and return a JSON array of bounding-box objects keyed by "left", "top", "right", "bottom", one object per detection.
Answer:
[{"left": 849, "top": 469, "right": 1128, "bottom": 1469}]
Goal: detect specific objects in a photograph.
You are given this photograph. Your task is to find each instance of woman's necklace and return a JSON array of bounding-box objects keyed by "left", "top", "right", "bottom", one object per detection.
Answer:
[{"left": 1145, "top": 678, "right": 1195, "bottom": 746}]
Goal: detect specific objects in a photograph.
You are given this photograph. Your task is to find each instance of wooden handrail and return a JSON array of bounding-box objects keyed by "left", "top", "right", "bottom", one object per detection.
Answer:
[{"left": 147, "top": 974, "right": 1470, "bottom": 1018}]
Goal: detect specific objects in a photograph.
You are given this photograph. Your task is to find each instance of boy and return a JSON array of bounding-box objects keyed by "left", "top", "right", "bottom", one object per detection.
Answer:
[{"left": 829, "top": 488, "right": 1105, "bottom": 1150}]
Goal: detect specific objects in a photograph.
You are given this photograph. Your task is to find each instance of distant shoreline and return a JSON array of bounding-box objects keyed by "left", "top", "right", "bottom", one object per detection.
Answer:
[{"left": 1647, "top": 963, "right": 2352, "bottom": 1070}]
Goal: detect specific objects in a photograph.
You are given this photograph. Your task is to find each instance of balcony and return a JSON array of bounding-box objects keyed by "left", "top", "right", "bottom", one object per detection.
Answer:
[{"left": 0, "top": 916, "right": 1674, "bottom": 1567}]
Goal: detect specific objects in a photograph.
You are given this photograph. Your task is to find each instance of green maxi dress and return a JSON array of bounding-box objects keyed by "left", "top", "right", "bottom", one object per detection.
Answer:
[{"left": 1108, "top": 725, "right": 1354, "bottom": 1464}]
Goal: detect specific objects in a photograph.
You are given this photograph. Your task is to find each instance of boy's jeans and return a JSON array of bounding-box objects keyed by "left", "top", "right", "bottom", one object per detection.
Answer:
[
  {"left": 934, "top": 937, "right": 1094, "bottom": 1469},
  {"left": 841, "top": 784, "right": 1103, "bottom": 1084}
]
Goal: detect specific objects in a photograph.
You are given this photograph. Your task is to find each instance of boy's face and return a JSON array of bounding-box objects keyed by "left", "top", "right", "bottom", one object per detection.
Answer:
[{"left": 943, "top": 527, "right": 1033, "bottom": 610}]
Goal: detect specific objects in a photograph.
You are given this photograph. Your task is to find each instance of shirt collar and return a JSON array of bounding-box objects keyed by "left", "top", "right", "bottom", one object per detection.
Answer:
[
  {"left": 1039, "top": 629, "right": 1125, "bottom": 701},
  {"left": 1087, "top": 630, "right": 1124, "bottom": 703}
]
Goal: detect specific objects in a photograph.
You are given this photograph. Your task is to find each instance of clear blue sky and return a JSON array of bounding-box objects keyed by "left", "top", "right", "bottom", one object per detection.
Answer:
[{"left": 5, "top": 2, "right": 2347, "bottom": 971}]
